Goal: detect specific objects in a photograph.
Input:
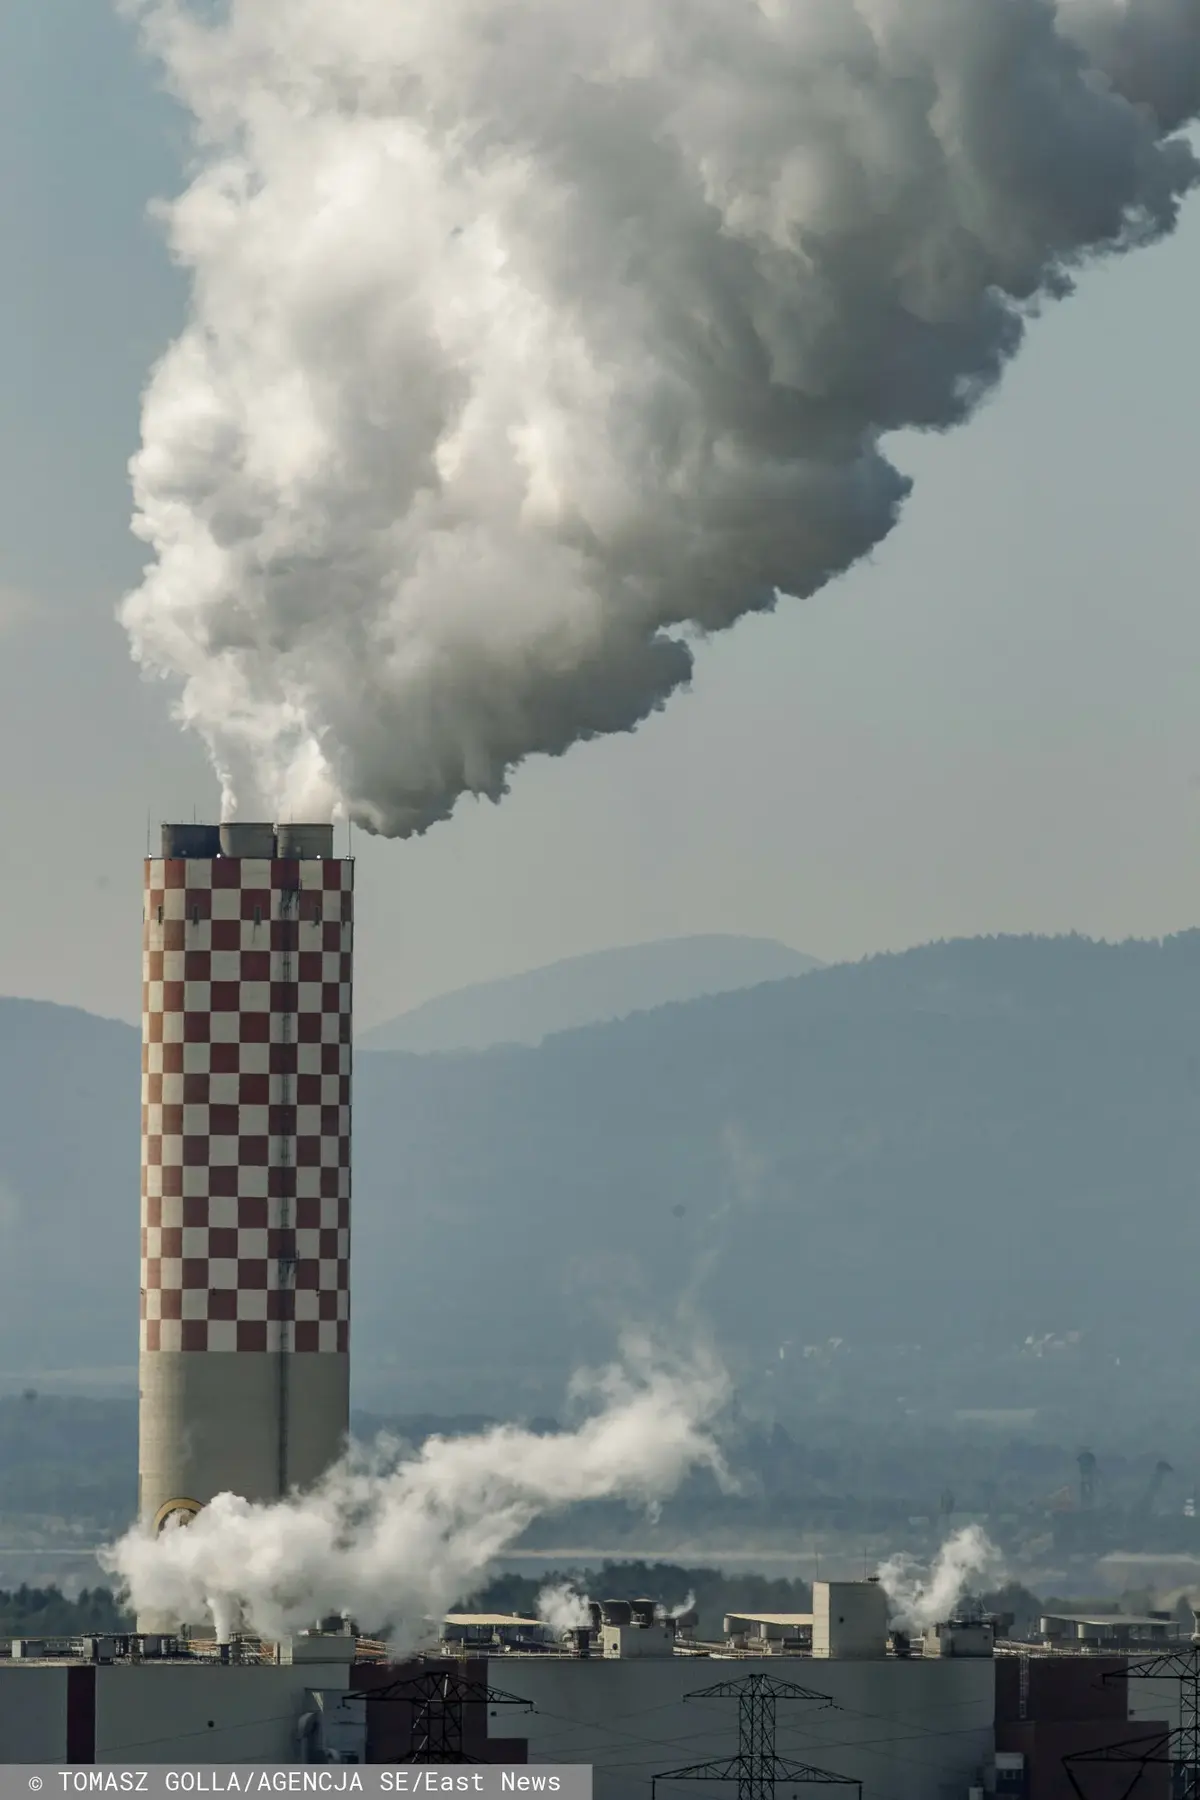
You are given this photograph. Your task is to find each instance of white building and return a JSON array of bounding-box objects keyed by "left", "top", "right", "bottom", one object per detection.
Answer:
[{"left": 484, "top": 1582, "right": 994, "bottom": 1800}]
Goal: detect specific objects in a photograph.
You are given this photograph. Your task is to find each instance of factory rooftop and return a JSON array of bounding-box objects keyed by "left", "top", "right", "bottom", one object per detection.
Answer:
[
  {"left": 724, "top": 1610, "right": 814, "bottom": 1629},
  {"left": 443, "top": 1614, "right": 548, "bottom": 1630}
]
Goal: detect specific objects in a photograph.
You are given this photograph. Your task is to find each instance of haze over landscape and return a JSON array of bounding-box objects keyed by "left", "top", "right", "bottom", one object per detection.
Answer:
[
  {"left": 4, "top": 929, "right": 1200, "bottom": 1433},
  {"left": 6, "top": 927, "right": 1200, "bottom": 1614}
]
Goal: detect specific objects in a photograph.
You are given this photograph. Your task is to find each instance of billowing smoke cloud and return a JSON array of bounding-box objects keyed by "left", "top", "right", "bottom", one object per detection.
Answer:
[
  {"left": 878, "top": 1525, "right": 1004, "bottom": 1632},
  {"left": 536, "top": 1581, "right": 591, "bottom": 1634},
  {"left": 119, "top": 0, "right": 1200, "bottom": 835},
  {"left": 101, "top": 1342, "right": 727, "bottom": 1646},
  {"left": 1058, "top": 0, "right": 1200, "bottom": 132}
]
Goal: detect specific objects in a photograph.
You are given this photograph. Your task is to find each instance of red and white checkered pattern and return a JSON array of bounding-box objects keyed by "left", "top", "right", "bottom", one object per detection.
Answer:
[{"left": 140, "top": 854, "right": 352, "bottom": 1355}]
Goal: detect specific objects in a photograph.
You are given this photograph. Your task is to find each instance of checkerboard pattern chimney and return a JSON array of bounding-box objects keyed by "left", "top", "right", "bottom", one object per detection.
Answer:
[{"left": 137, "top": 825, "right": 352, "bottom": 1561}]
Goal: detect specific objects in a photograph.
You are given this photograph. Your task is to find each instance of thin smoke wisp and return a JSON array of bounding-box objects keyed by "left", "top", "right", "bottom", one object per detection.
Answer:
[
  {"left": 101, "top": 1343, "right": 728, "bottom": 1646},
  {"left": 877, "top": 1525, "right": 1004, "bottom": 1632},
  {"left": 119, "top": 0, "right": 1200, "bottom": 833}
]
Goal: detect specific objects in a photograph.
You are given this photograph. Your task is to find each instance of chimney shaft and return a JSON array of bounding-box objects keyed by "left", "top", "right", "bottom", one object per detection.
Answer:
[{"left": 137, "top": 824, "right": 353, "bottom": 1624}]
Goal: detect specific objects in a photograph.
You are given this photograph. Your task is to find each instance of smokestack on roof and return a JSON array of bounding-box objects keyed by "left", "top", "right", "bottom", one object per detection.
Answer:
[{"left": 161, "top": 824, "right": 221, "bottom": 860}]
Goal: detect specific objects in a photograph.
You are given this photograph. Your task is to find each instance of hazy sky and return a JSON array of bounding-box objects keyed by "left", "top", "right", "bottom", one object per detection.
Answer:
[{"left": 2, "top": 1, "right": 1198, "bottom": 1031}]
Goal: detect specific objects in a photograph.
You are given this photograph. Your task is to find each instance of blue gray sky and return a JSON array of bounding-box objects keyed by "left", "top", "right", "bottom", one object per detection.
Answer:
[{"left": 1, "top": 0, "right": 1198, "bottom": 1029}]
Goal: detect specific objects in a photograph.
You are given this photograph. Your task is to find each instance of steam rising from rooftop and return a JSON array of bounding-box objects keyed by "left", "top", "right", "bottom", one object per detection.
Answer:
[
  {"left": 536, "top": 1581, "right": 592, "bottom": 1635},
  {"left": 120, "top": 0, "right": 1200, "bottom": 833},
  {"left": 878, "top": 1525, "right": 1004, "bottom": 1632},
  {"left": 103, "top": 1342, "right": 728, "bottom": 1646}
]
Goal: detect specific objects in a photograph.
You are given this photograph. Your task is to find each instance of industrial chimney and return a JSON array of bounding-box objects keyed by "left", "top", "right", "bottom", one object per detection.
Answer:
[{"left": 137, "top": 822, "right": 352, "bottom": 1623}]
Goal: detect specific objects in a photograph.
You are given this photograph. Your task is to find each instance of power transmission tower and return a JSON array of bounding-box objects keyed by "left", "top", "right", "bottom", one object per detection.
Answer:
[
  {"left": 364, "top": 1668, "right": 533, "bottom": 1762},
  {"left": 652, "top": 1671, "right": 861, "bottom": 1800},
  {"left": 1062, "top": 1641, "right": 1200, "bottom": 1800}
]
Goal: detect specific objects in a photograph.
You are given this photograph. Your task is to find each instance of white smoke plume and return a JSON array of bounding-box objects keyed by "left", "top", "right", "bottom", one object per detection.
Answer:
[
  {"left": 101, "top": 1342, "right": 728, "bottom": 1646},
  {"left": 118, "top": 0, "right": 1200, "bottom": 835},
  {"left": 877, "top": 1525, "right": 1004, "bottom": 1632},
  {"left": 536, "top": 1581, "right": 592, "bottom": 1634}
]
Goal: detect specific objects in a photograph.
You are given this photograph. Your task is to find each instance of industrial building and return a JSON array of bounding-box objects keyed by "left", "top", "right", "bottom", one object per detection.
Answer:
[
  {"left": 138, "top": 821, "right": 352, "bottom": 1629},
  {"left": 0, "top": 1587, "right": 1176, "bottom": 1798},
  {"left": 0, "top": 1629, "right": 362, "bottom": 1764},
  {"left": 459, "top": 1594, "right": 995, "bottom": 1800},
  {"left": 1036, "top": 1610, "right": 1183, "bottom": 1651}
]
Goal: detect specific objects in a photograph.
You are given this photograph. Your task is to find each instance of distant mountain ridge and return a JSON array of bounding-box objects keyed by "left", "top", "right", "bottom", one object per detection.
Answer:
[
  {"left": 360, "top": 934, "right": 822, "bottom": 1052},
  {"left": 5, "top": 931, "right": 1200, "bottom": 1426}
]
